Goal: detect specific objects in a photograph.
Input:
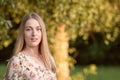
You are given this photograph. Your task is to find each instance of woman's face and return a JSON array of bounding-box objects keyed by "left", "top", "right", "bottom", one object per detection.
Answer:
[{"left": 24, "top": 18, "right": 42, "bottom": 47}]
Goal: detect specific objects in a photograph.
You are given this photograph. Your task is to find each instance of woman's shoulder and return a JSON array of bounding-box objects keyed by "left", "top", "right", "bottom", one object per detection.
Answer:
[
  {"left": 6, "top": 52, "right": 28, "bottom": 71},
  {"left": 4, "top": 52, "right": 28, "bottom": 80},
  {"left": 8, "top": 52, "right": 26, "bottom": 63}
]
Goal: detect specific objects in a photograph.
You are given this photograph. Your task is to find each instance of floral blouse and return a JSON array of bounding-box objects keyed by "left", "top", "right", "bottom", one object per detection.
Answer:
[{"left": 5, "top": 52, "right": 57, "bottom": 80}]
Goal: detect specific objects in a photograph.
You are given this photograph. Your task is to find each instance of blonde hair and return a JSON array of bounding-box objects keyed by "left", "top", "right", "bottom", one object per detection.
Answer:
[{"left": 13, "top": 12, "right": 56, "bottom": 73}]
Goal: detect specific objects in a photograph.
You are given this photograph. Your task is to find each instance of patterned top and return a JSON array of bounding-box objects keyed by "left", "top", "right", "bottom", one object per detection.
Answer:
[{"left": 5, "top": 52, "right": 57, "bottom": 80}]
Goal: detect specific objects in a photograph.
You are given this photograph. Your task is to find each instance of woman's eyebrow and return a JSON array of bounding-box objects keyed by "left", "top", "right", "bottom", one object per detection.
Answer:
[
  {"left": 36, "top": 26, "right": 41, "bottom": 28},
  {"left": 25, "top": 26, "right": 32, "bottom": 28}
]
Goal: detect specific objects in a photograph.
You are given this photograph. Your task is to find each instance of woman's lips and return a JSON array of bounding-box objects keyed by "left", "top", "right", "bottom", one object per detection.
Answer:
[{"left": 31, "top": 38, "right": 38, "bottom": 42}]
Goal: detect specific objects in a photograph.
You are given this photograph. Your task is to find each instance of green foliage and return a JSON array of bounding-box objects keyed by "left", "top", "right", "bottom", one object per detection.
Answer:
[
  {"left": 70, "top": 0, "right": 120, "bottom": 44},
  {"left": 0, "top": 0, "right": 120, "bottom": 45},
  {"left": 0, "top": 0, "right": 120, "bottom": 64},
  {"left": 0, "top": 0, "right": 39, "bottom": 49},
  {"left": 0, "top": 16, "right": 12, "bottom": 49}
]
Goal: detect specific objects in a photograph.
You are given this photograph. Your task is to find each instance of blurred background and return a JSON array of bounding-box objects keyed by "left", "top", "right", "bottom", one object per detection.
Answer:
[{"left": 0, "top": 0, "right": 120, "bottom": 80}]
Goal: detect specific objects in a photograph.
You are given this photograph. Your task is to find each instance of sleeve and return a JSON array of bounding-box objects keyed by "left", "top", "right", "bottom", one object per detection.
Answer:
[{"left": 4, "top": 56, "right": 25, "bottom": 80}]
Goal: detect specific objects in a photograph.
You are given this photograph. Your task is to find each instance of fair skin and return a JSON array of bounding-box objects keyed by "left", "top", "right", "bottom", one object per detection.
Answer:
[{"left": 22, "top": 18, "right": 45, "bottom": 69}]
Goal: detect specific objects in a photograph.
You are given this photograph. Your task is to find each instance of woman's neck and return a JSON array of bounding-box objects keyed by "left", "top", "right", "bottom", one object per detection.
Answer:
[{"left": 23, "top": 45, "right": 40, "bottom": 57}]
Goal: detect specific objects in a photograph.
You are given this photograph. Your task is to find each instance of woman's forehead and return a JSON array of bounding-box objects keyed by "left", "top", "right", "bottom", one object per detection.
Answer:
[{"left": 25, "top": 18, "right": 40, "bottom": 27}]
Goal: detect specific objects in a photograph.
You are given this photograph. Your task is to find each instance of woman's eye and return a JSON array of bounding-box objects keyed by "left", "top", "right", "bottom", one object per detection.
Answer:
[
  {"left": 26, "top": 28, "right": 31, "bottom": 31},
  {"left": 37, "top": 28, "right": 41, "bottom": 31}
]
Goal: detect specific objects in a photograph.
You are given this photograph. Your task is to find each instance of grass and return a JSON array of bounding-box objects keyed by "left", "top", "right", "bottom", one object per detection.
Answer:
[
  {"left": 0, "top": 64, "right": 120, "bottom": 80},
  {"left": 88, "top": 66, "right": 120, "bottom": 80},
  {"left": 0, "top": 63, "right": 6, "bottom": 80},
  {"left": 71, "top": 65, "right": 120, "bottom": 80}
]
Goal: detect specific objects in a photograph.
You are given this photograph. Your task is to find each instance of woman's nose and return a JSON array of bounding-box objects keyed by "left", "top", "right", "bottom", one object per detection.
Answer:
[{"left": 32, "top": 29, "right": 36, "bottom": 36}]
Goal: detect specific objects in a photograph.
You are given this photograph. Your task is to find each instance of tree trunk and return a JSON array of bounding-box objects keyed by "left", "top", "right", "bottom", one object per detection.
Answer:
[{"left": 53, "top": 23, "right": 69, "bottom": 80}]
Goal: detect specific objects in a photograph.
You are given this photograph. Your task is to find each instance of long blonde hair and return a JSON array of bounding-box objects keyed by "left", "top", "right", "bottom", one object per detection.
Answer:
[{"left": 13, "top": 12, "right": 56, "bottom": 73}]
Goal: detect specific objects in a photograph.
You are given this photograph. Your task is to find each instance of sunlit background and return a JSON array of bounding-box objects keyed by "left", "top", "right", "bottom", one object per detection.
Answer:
[{"left": 0, "top": 0, "right": 120, "bottom": 80}]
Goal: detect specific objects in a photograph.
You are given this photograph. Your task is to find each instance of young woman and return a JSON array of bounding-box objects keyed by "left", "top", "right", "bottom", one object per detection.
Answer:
[{"left": 4, "top": 12, "right": 57, "bottom": 80}]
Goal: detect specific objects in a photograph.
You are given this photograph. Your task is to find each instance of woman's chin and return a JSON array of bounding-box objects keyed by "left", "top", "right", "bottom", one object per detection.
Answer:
[{"left": 29, "top": 43, "right": 39, "bottom": 47}]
